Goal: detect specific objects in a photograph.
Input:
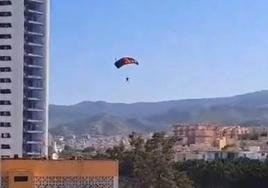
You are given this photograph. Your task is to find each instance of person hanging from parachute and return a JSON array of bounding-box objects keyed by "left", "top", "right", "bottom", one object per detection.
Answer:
[{"left": 114, "top": 57, "right": 139, "bottom": 83}]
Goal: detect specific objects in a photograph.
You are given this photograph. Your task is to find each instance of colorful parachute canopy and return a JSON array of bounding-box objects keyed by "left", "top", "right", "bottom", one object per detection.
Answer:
[{"left": 114, "top": 57, "right": 139, "bottom": 69}]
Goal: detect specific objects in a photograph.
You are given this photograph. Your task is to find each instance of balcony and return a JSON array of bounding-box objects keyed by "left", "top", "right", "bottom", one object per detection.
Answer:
[
  {"left": 25, "top": 85, "right": 44, "bottom": 90},
  {"left": 27, "top": 0, "right": 45, "bottom": 3},
  {"left": 25, "top": 42, "right": 44, "bottom": 47},
  {"left": 25, "top": 108, "right": 44, "bottom": 112},
  {"left": 26, "top": 141, "right": 43, "bottom": 144},
  {"left": 24, "top": 119, "right": 43, "bottom": 123},
  {"left": 25, "top": 75, "right": 43, "bottom": 79},
  {"left": 27, "top": 20, "right": 44, "bottom": 26},
  {"left": 25, "top": 24, "right": 44, "bottom": 34},
  {"left": 25, "top": 97, "right": 42, "bottom": 101},
  {"left": 26, "top": 152, "right": 42, "bottom": 156},
  {"left": 24, "top": 64, "right": 43, "bottom": 69},
  {"left": 25, "top": 31, "right": 44, "bottom": 36},
  {"left": 25, "top": 53, "right": 44, "bottom": 58},
  {"left": 25, "top": 130, "right": 43, "bottom": 134},
  {"left": 26, "top": 9, "right": 44, "bottom": 15}
]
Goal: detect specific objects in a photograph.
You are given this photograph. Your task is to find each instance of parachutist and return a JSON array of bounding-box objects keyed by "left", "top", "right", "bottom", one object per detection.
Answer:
[{"left": 114, "top": 57, "right": 138, "bottom": 84}]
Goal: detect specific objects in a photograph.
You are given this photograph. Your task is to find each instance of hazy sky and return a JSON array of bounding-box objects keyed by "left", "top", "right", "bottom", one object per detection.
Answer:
[{"left": 50, "top": 0, "right": 268, "bottom": 105}]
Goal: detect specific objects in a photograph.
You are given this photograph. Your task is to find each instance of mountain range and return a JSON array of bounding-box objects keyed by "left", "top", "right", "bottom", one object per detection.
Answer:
[{"left": 49, "top": 90, "right": 268, "bottom": 136}]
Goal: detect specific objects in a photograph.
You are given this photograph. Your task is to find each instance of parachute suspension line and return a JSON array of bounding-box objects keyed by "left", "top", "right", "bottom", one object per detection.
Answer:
[{"left": 114, "top": 57, "right": 139, "bottom": 83}]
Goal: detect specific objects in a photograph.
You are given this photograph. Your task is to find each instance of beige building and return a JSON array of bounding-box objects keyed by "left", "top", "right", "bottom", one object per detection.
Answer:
[
  {"left": 173, "top": 123, "right": 218, "bottom": 146},
  {"left": 173, "top": 124, "right": 250, "bottom": 149},
  {"left": 219, "top": 126, "right": 249, "bottom": 139}
]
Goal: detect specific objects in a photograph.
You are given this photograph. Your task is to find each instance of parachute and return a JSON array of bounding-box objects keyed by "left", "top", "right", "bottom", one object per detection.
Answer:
[{"left": 114, "top": 57, "right": 139, "bottom": 69}]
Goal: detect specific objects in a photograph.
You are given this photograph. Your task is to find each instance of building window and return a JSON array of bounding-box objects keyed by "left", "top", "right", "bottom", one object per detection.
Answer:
[
  {"left": 0, "top": 1, "right": 11, "bottom": 6},
  {"left": 0, "top": 45, "right": 11, "bottom": 50},
  {"left": 14, "top": 176, "right": 28, "bottom": 182},
  {"left": 1, "top": 155, "right": 10, "bottom": 158},
  {"left": 1, "top": 144, "right": 10, "bottom": 149},
  {"left": 0, "top": 34, "right": 11, "bottom": 39},
  {"left": 0, "top": 23, "right": 11, "bottom": 27},
  {"left": 0, "top": 56, "right": 11, "bottom": 61},
  {"left": 1, "top": 133, "right": 10, "bottom": 138},
  {"left": 0, "top": 111, "right": 11, "bottom": 116},
  {"left": 0, "top": 78, "right": 11, "bottom": 83},
  {"left": 0, "top": 100, "right": 11, "bottom": 105},
  {"left": 0, "top": 12, "right": 12, "bottom": 17},
  {"left": 0, "top": 122, "right": 11, "bottom": 127},
  {"left": 0, "top": 89, "right": 11, "bottom": 94},
  {"left": 0, "top": 67, "right": 11, "bottom": 72}
]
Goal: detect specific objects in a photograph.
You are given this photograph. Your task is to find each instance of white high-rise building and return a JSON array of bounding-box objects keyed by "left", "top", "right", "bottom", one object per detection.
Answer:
[{"left": 0, "top": 0, "right": 49, "bottom": 158}]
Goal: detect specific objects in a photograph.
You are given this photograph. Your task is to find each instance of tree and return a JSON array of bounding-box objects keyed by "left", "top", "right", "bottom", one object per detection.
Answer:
[
  {"left": 82, "top": 146, "right": 95, "bottom": 153},
  {"left": 177, "top": 158, "right": 268, "bottom": 188},
  {"left": 131, "top": 132, "right": 193, "bottom": 188}
]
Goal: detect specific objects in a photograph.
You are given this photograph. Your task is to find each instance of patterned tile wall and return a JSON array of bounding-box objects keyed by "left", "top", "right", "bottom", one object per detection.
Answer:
[
  {"left": 33, "top": 176, "right": 115, "bottom": 188},
  {"left": 0, "top": 177, "right": 8, "bottom": 188},
  {"left": 1, "top": 176, "right": 115, "bottom": 188}
]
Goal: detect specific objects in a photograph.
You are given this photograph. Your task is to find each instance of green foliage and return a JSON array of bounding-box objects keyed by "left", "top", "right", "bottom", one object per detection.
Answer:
[
  {"left": 59, "top": 145, "right": 95, "bottom": 159},
  {"left": 82, "top": 146, "right": 95, "bottom": 153},
  {"left": 64, "top": 145, "right": 73, "bottom": 151},
  {"left": 177, "top": 159, "right": 268, "bottom": 188}
]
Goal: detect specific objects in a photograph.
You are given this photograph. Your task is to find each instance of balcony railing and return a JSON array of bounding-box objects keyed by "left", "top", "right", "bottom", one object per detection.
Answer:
[
  {"left": 24, "top": 85, "right": 44, "bottom": 90},
  {"left": 25, "top": 9, "right": 44, "bottom": 15},
  {"left": 26, "top": 86, "right": 44, "bottom": 90},
  {"left": 25, "top": 130, "right": 44, "bottom": 134},
  {"left": 25, "top": 42, "right": 44, "bottom": 47},
  {"left": 27, "top": 0, "right": 45, "bottom": 3},
  {"left": 24, "top": 119, "right": 43, "bottom": 123},
  {"left": 25, "top": 108, "right": 44, "bottom": 112},
  {"left": 24, "top": 64, "right": 43, "bottom": 69},
  {"left": 26, "top": 141, "right": 43, "bottom": 144},
  {"left": 25, "top": 53, "right": 44, "bottom": 58},
  {"left": 25, "top": 31, "right": 44, "bottom": 36},
  {"left": 25, "top": 75, "right": 43, "bottom": 79},
  {"left": 27, "top": 20, "right": 44, "bottom": 26},
  {"left": 25, "top": 97, "right": 42, "bottom": 101},
  {"left": 26, "top": 152, "right": 42, "bottom": 156}
]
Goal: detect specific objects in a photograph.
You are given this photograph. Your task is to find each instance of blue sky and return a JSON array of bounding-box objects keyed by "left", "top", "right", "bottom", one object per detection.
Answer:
[{"left": 50, "top": 0, "right": 268, "bottom": 105}]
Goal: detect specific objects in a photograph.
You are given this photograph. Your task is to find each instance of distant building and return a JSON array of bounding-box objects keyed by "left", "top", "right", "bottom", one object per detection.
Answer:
[
  {"left": 237, "top": 151, "right": 267, "bottom": 161},
  {"left": 172, "top": 123, "right": 268, "bottom": 161},
  {"left": 216, "top": 136, "right": 227, "bottom": 150},
  {"left": 219, "top": 126, "right": 249, "bottom": 141},
  {"left": 0, "top": 159, "right": 118, "bottom": 188},
  {"left": 173, "top": 123, "right": 218, "bottom": 146},
  {"left": 175, "top": 150, "right": 244, "bottom": 162},
  {"left": 173, "top": 123, "right": 251, "bottom": 149}
]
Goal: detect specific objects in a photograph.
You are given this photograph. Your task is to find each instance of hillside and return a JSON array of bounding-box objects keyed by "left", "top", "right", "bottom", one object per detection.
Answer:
[{"left": 49, "top": 90, "right": 268, "bottom": 136}]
